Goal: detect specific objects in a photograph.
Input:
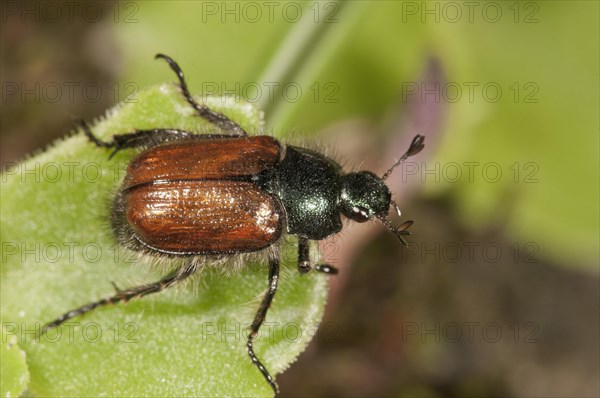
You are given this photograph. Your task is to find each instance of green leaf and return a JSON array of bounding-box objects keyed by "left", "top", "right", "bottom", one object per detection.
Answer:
[
  {"left": 1, "top": 327, "right": 30, "bottom": 397},
  {"left": 0, "top": 84, "right": 328, "bottom": 397}
]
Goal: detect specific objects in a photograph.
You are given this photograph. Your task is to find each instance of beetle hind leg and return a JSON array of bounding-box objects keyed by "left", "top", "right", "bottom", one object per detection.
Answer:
[
  {"left": 155, "top": 53, "right": 248, "bottom": 137},
  {"left": 79, "top": 120, "right": 198, "bottom": 159},
  {"left": 297, "top": 237, "right": 339, "bottom": 275},
  {"left": 42, "top": 260, "right": 199, "bottom": 334}
]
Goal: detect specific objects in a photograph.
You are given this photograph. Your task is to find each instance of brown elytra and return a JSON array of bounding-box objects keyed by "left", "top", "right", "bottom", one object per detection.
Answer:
[{"left": 122, "top": 136, "right": 284, "bottom": 254}]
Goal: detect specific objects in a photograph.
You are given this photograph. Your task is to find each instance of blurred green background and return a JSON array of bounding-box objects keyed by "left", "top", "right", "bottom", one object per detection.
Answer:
[{"left": 1, "top": 1, "right": 598, "bottom": 397}]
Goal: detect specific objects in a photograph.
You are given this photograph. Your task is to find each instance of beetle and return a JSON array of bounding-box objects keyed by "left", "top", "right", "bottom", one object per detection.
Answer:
[{"left": 43, "top": 53, "right": 425, "bottom": 395}]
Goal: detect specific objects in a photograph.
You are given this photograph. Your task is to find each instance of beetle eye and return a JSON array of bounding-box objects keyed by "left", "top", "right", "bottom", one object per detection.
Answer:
[{"left": 351, "top": 206, "right": 370, "bottom": 222}]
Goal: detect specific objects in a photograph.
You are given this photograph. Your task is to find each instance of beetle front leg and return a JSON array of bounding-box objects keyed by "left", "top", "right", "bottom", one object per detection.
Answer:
[
  {"left": 247, "top": 252, "right": 280, "bottom": 395},
  {"left": 297, "top": 237, "right": 339, "bottom": 275}
]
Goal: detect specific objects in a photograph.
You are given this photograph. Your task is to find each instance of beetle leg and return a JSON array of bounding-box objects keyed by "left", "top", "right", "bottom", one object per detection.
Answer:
[
  {"left": 297, "top": 237, "right": 311, "bottom": 274},
  {"left": 41, "top": 260, "right": 198, "bottom": 334},
  {"left": 247, "top": 252, "right": 280, "bottom": 395},
  {"left": 297, "top": 237, "right": 339, "bottom": 275},
  {"left": 313, "top": 263, "right": 339, "bottom": 275},
  {"left": 155, "top": 53, "right": 249, "bottom": 137},
  {"left": 79, "top": 120, "right": 237, "bottom": 159},
  {"left": 80, "top": 120, "right": 196, "bottom": 158}
]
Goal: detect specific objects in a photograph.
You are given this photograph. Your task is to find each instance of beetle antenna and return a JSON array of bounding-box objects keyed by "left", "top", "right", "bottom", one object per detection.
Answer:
[
  {"left": 377, "top": 215, "right": 414, "bottom": 246},
  {"left": 381, "top": 135, "right": 425, "bottom": 181}
]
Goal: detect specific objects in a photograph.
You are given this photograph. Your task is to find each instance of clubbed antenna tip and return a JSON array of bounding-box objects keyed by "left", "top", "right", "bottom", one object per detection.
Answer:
[
  {"left": 381, "top": 135, "right": 425, "bottom": 181},
  {"left": 377, "top": 216, "right": 414, "bottom": 246}
]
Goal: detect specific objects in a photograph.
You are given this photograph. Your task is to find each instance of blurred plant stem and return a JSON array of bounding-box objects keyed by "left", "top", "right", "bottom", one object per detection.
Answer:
[{"left": 249, "top": 0, "right": 363, "bottom": 130}]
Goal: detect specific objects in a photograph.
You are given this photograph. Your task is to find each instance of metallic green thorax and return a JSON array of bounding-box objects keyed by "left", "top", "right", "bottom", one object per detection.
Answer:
[{"left": 276, "top": 146, "right": 343, "bottom": 240}]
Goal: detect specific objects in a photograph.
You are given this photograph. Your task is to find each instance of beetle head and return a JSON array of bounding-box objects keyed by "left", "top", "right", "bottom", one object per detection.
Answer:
[
  {"left": 340, "top": 135, "right": 425, "bottom": 246},
  {"left": 340, "top": 171, "right": 391, "bottom": 222}
]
